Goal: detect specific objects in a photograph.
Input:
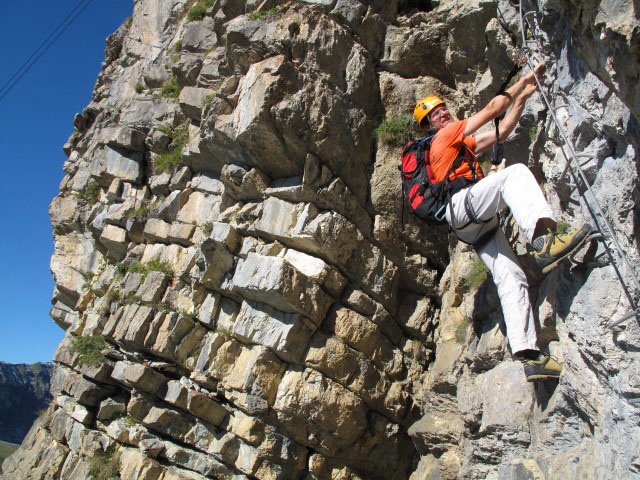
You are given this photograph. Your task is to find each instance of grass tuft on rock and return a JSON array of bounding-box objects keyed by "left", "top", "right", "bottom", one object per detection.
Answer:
[
  {"left": 187, "top": 4, "right": 207, "bottom": 21},
  {"left": 375, "top": 115, "right": 415, "bottom": 146},
  {"left": 154, "top": 122, "right": 189, "bottom": 173},
  {"left": 187, "top": 0, "right": 215, "bottom": 21},
  {"left": 249, "top": 7, "right": 282, "bottom": 21},
  {"left": 464, "top": 258, "right": 489, "bottom": 291},
  {"left": 75, "top": 181, "right": 101, "bottom": 205},
  {"left": 88, "top": 444, "right": 120, "bottom": 480},
  {"left": 71, "top": 336, "right": 107, "bottom": 366},
  {"left": 158, "top": 75, "right": 182, "bottom": 100}
]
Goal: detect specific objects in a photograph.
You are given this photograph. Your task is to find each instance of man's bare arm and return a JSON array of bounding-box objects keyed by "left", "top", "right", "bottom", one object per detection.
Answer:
[
  {"left": 464, "top": 62, "right": 546, "bottom": 137},
  {"left": 474, "top": 83, "right": 537, "bottom": 154}
]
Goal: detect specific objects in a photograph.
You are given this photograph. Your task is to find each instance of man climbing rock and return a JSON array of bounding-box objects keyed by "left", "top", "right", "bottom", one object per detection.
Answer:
[{"left": 413, "top": 62, "right": 592, "bottom": 381}]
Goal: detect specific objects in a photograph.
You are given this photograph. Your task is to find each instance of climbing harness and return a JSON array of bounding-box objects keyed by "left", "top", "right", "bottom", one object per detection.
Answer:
[{"left": 518, "top": 0, "right": 640, "bottom": 331}]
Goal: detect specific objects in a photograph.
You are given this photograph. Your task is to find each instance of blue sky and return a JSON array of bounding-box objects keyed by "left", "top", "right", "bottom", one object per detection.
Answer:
[{"left": 0, "top": 1, "right": 133, "bottom": 364}]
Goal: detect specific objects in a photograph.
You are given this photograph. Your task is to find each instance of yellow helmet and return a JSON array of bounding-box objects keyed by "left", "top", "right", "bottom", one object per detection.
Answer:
[{"left": 414, "top": 96, "right": 444, "bottom": 126}]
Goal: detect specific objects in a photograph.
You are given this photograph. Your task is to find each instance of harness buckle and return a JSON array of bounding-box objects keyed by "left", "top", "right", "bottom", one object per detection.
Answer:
[{"left": 435, "top": 204, "right": 447, "bottom": 222}]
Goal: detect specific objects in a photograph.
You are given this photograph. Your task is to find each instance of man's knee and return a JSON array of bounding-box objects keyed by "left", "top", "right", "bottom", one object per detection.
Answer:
[{"left": 505, "top": 163, "right": 530, "bottom": 176}]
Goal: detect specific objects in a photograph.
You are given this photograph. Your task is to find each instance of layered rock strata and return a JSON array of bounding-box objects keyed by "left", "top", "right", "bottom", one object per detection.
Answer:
[{"left": 3, "top": 0, "right": 640, "bottom": 479}]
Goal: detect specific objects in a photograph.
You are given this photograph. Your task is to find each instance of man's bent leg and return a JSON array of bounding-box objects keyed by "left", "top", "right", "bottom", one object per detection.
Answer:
[
  {"left": 477, "top": 230, "right": 538, "bottom": 353},
  {"left": 466, "top": 163, "right": 555, "bottom": 242}
]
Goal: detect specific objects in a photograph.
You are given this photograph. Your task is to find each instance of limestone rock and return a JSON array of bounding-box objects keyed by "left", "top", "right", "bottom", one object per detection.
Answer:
[
  {"left": 25, "top": 1, "right": 640, "bottom": 479},
  {"left": 230, "top": 252, "right": 333, "bottom": 325},
  {"left": 232, "top": 300, "right": 316, "bottom": 363},
  {"left": 273, "top": 367, "right": 368, "bottom": 455}
]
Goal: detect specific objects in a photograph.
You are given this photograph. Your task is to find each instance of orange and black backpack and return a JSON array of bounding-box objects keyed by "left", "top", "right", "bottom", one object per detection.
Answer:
[{"left": 399, "top": 136, "right": 483, "bottom": 226}]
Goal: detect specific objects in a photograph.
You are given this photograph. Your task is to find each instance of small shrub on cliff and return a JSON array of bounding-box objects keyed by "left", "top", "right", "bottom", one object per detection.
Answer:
[
  {"left": 154, "top": 122, "right": 189, "bottom": 173},
  {"left": 124, "top": 294, "right": 142, "bottom": 305},
  {"left": 187, "top": 4, "right": 207, "bottom": 21},
  {"left": 125, "top": 202, "right": 152, "bottom": 221},
  {"left": 249, "top": 7, "right": 282, "bottom": 21},
  {"left": 146, "top": 257, "right": 174, "bottom": 276},
  {"left": 106, "top": 289, "right": 121, "bottom": 302},
  {"left": 158, "top": 75, "right": 182, "bottom": 100},
  {"left": 134, "top": 81, "right": 145, "bottom": 93},
  {"left": 202, "top": 221, "right": 213, "bottom": 235},
  {"left": 464, "top": 259, "right": 489, "bottom": 291},
  {"left": 75, "top": 181, "right": 101, "bottom": 205},
  {"left": 71, "top": 336, "right": 107, "bottom": 366},
  {"left": 88, "top": 444, "right": 120, "bottom": 480},
  {"left": 375, "top": 115, "right": 415, "bottom": 146},
  {"left": 154, "top": 147, "right": 184, "bottom": 173}
]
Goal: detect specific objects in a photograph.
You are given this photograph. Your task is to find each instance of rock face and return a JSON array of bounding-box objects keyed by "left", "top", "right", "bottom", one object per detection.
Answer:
[
  {"left": 4, "top": 0, "right": 640, "bottom": 479},
  {"left": 0, "top": 362, "right": 53, "bottom": 444}
]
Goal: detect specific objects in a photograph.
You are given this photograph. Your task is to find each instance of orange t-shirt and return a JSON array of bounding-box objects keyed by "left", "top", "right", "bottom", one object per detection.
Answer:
[{"left": 430, "top": 119, "right": 483, "bottom": 183}]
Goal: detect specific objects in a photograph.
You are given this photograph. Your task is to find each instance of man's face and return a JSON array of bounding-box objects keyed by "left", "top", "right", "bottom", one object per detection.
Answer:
[{"left": 429, "top": 104, "right": 452, "bottom": 130}]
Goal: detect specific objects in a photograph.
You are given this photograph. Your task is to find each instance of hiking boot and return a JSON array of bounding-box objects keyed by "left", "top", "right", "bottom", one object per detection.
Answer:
[
  {"left": 522, "top": 355, "right": 562, "bottom": 382},
  {"left": 531, "top": 223, "right": 592, "bottom": 274}
]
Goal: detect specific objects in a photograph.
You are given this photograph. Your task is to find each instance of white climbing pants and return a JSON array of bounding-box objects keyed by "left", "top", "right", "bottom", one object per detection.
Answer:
[{"left": 445, "top": 164, "right": 555, "bottom": 354}]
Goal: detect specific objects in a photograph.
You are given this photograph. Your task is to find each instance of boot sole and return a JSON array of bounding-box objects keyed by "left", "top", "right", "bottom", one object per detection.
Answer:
[
  {"left": 526, "top": 373, "right": 561, "bottom": 382},
  {"left": 539, "top": 231, "right": 591, "bottom": 274}
]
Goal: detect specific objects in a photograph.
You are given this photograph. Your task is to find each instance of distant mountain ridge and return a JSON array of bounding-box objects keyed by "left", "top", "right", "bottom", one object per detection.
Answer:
[{"left": 0, "top": 362, "right": 52, "bottom": 444}]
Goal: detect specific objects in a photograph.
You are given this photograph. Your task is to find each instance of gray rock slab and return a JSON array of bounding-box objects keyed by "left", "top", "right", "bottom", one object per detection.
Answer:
[
  {"left": 232, "top": 300, "right": 316, "bottom": 363},
  {"left": 230, "top": 252, "right": 333, "bottom": 325}
]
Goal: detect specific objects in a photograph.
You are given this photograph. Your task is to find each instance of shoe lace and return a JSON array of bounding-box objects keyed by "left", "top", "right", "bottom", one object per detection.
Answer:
[{"left": 547, "top": 228, "right": 565, "bottom": 248}]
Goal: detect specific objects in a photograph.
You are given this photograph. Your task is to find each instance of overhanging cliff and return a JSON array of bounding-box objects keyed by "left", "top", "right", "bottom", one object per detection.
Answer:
[{"left": 3, "top": 1, "right": 640, "bottom": 479}]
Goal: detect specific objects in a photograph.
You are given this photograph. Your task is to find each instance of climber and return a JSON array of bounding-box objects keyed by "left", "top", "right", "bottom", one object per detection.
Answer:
[{"left": 413, "top": 62, "right": 592, "bottom": 381}]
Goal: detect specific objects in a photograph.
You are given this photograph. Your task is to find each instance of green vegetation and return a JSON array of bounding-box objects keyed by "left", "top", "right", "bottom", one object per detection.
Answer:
[
  {"left": 202, "top": 221, "right": 213, "bottom": 235},
  {"left": 375, "top": 115, "right": 415, "bottom": 146},
  {"left": 71, "top": 336, "right": 107, "bottom": 366},
  {"left": 187, "top": 0, "right": 215, "bottom": 21},
  {"left": 76, "top": 181, "right": 101, "bottom": 205},
  {"left": 158, "top": 75, "right": 182, "bottom": 100},
  {"left": 556, "top": 221, "right": 570, "bottom": 235},
  {"left": 106, "top": 289, "right": 121, "bottom": 302},
  {"left": 188, "top": 4, "right": 207, "bottom": 21},
  {"left": 126, "top": 202, "right": 153, "bottom": 221},
  {"left": 88, "top": 444, "right": 120, "bottom": 480},
  {"left": 154, "top": 146, "right": 184, "bottom": 172},
  {"left": 454, "top": 317, "right": 470, "bottom": 344},
  {"left": 119, "top": 257, "right": 174, "bottom": 282},
  {"left": 249, "top": 7, "right": 282, "bottom": 21},
  {"left": 124, "top": 294, "right": 142, "bottom": 305},
  {"left": 529, "top": 124, "right": 538, "bottom": 142},
  {"left": 356, "top": 350, "right": 367, "bottom": 362},
  {"left": 215, "top": 328, "right": 232, "bottom": 336},
  {"left": 146, "top": 257, "right": 174, "bottom": 276},
  {"left": 203, "top": 79, "right": 225, "bottom": 109},
  {"left": 124, "top": 415, "right": 140, "bottom": 426},
  {"left": 170, "top": 40, "right": 183, "bottom": 52},
  {"left": 464, "top": 258, "right": 489, "bottom": 291},
  {"left": 0, "top": 440, "right": 19, "bottom": 468},
  {"left": 134, "top": 81, "right": 145, "bottom": 94},
  {"left": 154, "top": 121, "right": 189, "bottom": 173},
  {"left": 204, "top": 92, "right": 215, "bottom": 109}
]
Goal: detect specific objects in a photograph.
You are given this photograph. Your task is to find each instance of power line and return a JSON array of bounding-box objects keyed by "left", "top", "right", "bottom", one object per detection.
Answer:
[{"left": 0, "top": 0, "right": 95, "bottom": 102}]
